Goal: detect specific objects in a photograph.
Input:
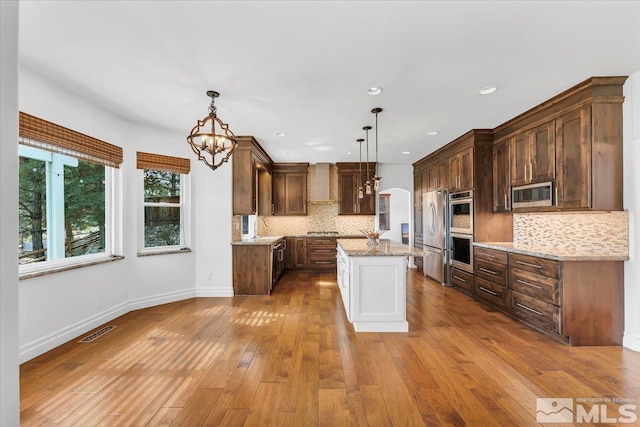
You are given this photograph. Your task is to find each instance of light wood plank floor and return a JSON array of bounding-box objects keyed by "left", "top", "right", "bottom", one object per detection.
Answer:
[{"left": 21, "top": 270, "right": 640, "bottom": 426}]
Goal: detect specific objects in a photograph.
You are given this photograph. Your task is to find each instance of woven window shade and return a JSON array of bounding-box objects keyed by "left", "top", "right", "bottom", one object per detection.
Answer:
[
  {"left": 19, "top": 112, "right": 123, "bottom": 168},
  {"left": 136, "top": 151, "right": 190, "bottom": 174}
]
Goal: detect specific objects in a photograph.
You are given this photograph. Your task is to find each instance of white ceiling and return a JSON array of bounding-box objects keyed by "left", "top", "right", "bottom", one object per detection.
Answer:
[{"left": 18, "top": 1, "right": 640, "bottom": 165}]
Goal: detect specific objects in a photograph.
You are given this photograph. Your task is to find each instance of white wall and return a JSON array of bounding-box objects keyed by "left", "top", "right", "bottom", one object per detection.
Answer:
[
  {"left": 0, "top": 1, "right": 21, "bottom": 424},
  {"left": 17, "top": 69, "right": 234, "bottom": 362},
  {"left": 623, "top": 71, "right": 640, "bottom": 352},
  {"left": 378, "top": 188, "right": 411, "bottom": 243}
]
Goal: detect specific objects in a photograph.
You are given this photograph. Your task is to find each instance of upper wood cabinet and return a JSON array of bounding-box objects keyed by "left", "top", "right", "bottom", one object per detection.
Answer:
[
  {"left": 426, "top": 159, "right": 449, "bottom": 191},
  {"left": 555, "top": 106, "right": 591, "bottom": 209},
  {"left": 510, "top": 121, "right": 555, "bottom": 186},
  {"left": 493, "top": 76, "right": 626, "bottom": 212},
  {"left": 232, "top": 136, "right": 273, "bottom": 215},
  {"left": 272, "top": 163, "right": 308, "bottom": 216},
  {"left": 413, "top": 168, "right": 426, "bottom": 244},
  {"left": 493, "top": 139, "right": 511, "bottom": 212},
  {"left": 336, "top": 162, "right": 376, "bottom": 215},
  {"left": 449, "top": 146, "right": 473, "bottom": 191}
]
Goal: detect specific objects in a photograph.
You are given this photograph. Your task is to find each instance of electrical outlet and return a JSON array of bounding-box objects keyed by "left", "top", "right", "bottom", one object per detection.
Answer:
[{"left": 206, "top": 272, "right": 213, "bottom": 280}]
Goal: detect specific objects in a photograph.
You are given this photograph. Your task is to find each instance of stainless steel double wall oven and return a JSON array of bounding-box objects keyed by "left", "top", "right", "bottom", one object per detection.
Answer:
[{"left": 449, "top": 190, "right": 474, "bottom": 273}]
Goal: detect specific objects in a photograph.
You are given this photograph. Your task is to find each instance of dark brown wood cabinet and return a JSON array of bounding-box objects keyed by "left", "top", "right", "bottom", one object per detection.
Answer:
[
  {"left": 555, "top": 107, "right": 591, "bottom": 209},
  {"left": 492, "top": 139, "right": 511, "bottom": 212},
  {"left": 474, "top": 247, "right": 509, "bottom": 308},
  {"left": 284, "top": 237, "right": 295, "bottom": 269},
  {"left": 336, "top": 162, "right": 376, "bottom": 215},
  {"left": 293, "top": 237, "right": 306, "bottom": 269},
  {"left": 232, "top": 136, "right": 273, "bottom": 215},
  {"left": 305, "top": 237, "right": 337, "bottom": 269},
  {"left": 510, "top": 121, "right": 555, "bottom": 186},
  {"left": 493, "top": 76, "right": 625, "bottom": 212},
  {"left": 426, "top": 159, "right": 449, "bottom": 191},
  {"left": 449, "top": 147, "right": 473, "bottom": 191},
  {"left": 233, "top": 241, "right": 282, "bottom": 295},
  {"left": 272, "top": 163, "right": 308, "bottom": 215},
  {"left": 449, "top": 267, "right": 474, "bottom": 295}
]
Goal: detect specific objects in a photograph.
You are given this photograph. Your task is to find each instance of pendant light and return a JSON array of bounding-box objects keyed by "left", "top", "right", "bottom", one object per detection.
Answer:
[
  {"left": 186, "top": 90, "right": 237, "bottom": 170},
  {"left": 371, "top": 107, "right": 383, "bottom": 190},
  {"left": 363, "top": 126, "right": 372, "bottom": 195},
  {"left": 357, "top": 138, "right": 365, "bottom": 199}
]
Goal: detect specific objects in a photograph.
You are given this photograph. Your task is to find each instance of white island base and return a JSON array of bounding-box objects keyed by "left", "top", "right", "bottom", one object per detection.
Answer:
[{"left": 337, "top": 240, "right": 421, "bottom": 333}]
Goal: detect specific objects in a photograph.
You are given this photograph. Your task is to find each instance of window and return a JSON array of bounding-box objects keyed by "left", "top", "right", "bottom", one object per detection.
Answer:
[
  {"left": 378, "top": 193, "right": 390, "bottom": 231},
  {"left": 137, "top": 152, "right": 190, "bottom": 253},
  {"left": 18, "top": 112, "right": 122, "bottom": 273}
]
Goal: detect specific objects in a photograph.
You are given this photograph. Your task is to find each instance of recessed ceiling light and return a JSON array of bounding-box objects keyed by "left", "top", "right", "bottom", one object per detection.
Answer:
[
  {"left": 275, "top": 132, "right": 287, "bottom": 137},
  {"left": 367, "top": 87, "right": 383, "bottom": 96},
  {"left": 426, "top": 131, "right": 439, "bottom": 136},
  {"left": 345, "top": 151, "right": 352, "bottom": 155},
  {"left": 478, "top": 86, "right": 498, "bottom": 95},
  {"left": 402, "top": 151, "right": 411, "bottom": 155}
]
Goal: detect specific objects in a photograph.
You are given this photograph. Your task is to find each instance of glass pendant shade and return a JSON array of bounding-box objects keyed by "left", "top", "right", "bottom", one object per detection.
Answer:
[
  {"left": 358, "top": 187, "right": 364, "bottom": 199},
  {"left": 365, "top": 180, "right": 372, "bottom": 195}
]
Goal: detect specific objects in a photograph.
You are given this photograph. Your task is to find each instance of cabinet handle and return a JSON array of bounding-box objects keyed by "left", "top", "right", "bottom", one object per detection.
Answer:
[
  {"left": 524, "top": 163, "right": 527, "bottom": 182},
  {"left": 315, "top": 249, "right": 332, "bottom": 253},
  {"left": 272, "top": 203, "right": 275, "bottom": 214},
  {"left": 479, "top": 286, "right": 498, "bottom": 296},
  {"left": 516, "top": 279, "right": 543, "bottom": 290},
  {"left": 479, "top": 267, "right": 498, "bottom": 275},
  {"left": 315, "top": 261, "right": 332, "bottom": 264},
  {"left": 453, "top": 275, "right": 466, "bottom": 282},
  {"left": 555, "top": 187, "right": 559, "bottom": 206},
  {"left": 278, "top": 250, "right": 284, "bottom": 262},
  {"left": 504, "top": 194, "right": 507, "bottom": 209},
  {"left": 516, "top": 260, "right": 542, "bottom": 269},
  {"left": 516, "top": 302, "right": 543, "bottom": 316},
  {"left": 529, "top": 163, "right": 533, "bottom": 183},
  {"left": 482, "top": 254, "right": 496, "bottom": 259}
]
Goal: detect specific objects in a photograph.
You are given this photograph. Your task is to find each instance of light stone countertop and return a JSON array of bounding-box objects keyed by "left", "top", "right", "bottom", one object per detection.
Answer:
[
  {"left": 474, "top": 242, "right": 629, "bottom": 261},
  {"left": 337, "top": 239, "right": 424, "bottom": 257},
  {"left": 231, "top": 236, "right": 285, "bottom": 245}
]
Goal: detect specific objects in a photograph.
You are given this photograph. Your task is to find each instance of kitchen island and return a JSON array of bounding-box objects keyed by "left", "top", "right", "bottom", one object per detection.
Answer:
[{"left": 336, "top": 239, "right": 423, "bottom": 332}]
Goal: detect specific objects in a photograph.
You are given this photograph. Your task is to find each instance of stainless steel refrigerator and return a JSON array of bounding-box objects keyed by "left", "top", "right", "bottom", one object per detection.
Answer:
[{"left": 422, "top": 189, "right": 450, "bottom": 286}]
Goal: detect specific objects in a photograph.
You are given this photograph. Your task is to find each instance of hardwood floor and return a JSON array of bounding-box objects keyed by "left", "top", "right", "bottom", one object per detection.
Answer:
[{"left": 20, "top": 270, "right": 640, "bottom": 426}]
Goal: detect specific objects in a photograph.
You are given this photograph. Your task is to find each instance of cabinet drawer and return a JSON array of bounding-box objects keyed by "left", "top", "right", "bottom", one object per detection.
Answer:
[
  {"left": 509, "top": 290, "right": 562, "bottom": 334},
  {"left": 475, "top": 259, "right": 507, "bottom": 286},
  {"left": 474, "top": 247, "right": 508, "bottom": 265},
  {"left": 509, "top": 268, "right": 560, "bottom": 305},
  {"left": 509, "top": 253, "right": 559, "bottom": 278},
  {"left": 306, "top": 237, "right": 337, "bottom": 246},
  {"left": 449, "top": 267, "right": 474, "bottom": 294},
  {"left": 307, "top": 258, "right": 336, "bottom": 268},
  {"left": 475, "top": 277, "right": 507, "bottom": 308}
]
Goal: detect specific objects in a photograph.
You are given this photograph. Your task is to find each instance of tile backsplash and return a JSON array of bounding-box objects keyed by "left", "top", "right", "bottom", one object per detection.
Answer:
[
  {"left": 513, "top": 211, "right": 628, "bottom": 254},
  {"left": 232, "top": 164, "right": 375, "bottom": 239},
  {"left": 259, "top": 202, "right": 374, "bottom": 235}
]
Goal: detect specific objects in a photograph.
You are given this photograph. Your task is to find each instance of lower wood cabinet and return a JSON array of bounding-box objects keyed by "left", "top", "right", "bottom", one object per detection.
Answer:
[
  {"left": 449, "top": 267, "right": 474, "bottom": 295},
  {"left": 468, "top": 246, "right": 623, "bottom": 346},
  {"left": 306, "top": 237, "right": 337, "bottom": 269},
  {"left": 233, "top": 241, "right": 283, "bottom": 295}
]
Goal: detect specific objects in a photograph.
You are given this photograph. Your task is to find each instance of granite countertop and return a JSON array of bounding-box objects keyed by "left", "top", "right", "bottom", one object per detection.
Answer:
[
  {"left": 474, "top": 242, "right": 629, "bottom": 261},
  {"left": 286, "top": 234, "right": 365, "bottom": 238},
  {"left": 231, "top": 236, "right": 285, "bottom": 245},
  {"left": 337, "top": 239, "right": 424, "bottom": 257}
]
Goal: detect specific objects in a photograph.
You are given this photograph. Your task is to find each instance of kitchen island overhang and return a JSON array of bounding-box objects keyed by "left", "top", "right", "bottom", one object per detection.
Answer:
[{"left": 336, "top": 239, "right": 424, "bottom": 333}]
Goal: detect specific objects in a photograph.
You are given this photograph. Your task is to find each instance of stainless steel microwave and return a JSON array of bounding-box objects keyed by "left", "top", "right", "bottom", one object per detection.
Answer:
[{"left": 511, "top": 181, "right": 554, "bottom": 208}]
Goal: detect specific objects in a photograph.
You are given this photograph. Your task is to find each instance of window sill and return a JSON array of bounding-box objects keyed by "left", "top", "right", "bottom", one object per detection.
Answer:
[
  {"left": 19, "top": 255, "right": 125, "bottom": 280},
  {"left": 137, "top": 248, "right": 192, "bottom": 257}
]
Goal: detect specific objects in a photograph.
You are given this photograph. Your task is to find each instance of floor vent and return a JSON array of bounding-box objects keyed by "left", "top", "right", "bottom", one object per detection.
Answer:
[{"left": 78, "top": 326, "right": 117, "bottom": 343}]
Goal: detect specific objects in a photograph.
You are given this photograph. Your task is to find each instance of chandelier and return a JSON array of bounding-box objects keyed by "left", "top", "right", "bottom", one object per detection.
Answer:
[{"left": 187, "top": 90, "right": 237, "bottom": 170}]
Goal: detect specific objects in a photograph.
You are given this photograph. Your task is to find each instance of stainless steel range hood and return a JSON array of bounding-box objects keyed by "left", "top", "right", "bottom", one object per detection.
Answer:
[{"left": 309, "top": 163, "right": 334, "bottom": 201}]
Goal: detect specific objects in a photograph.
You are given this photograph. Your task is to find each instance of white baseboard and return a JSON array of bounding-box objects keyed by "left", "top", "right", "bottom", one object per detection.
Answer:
[
  {"left": 128, "top": 288, "right": 196, "bottom": 311},
  {"left": 623, "top": 331, "right": 640, "bottom": 352},
  {"left": 196, "top": 287, "right": 234, "bottom": 297},
  {"left": 19, "top": 301, "right": 129, "bottom": 363},
  {"left": 19, "top": 286, "right": 233, "bottom": 363}
]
